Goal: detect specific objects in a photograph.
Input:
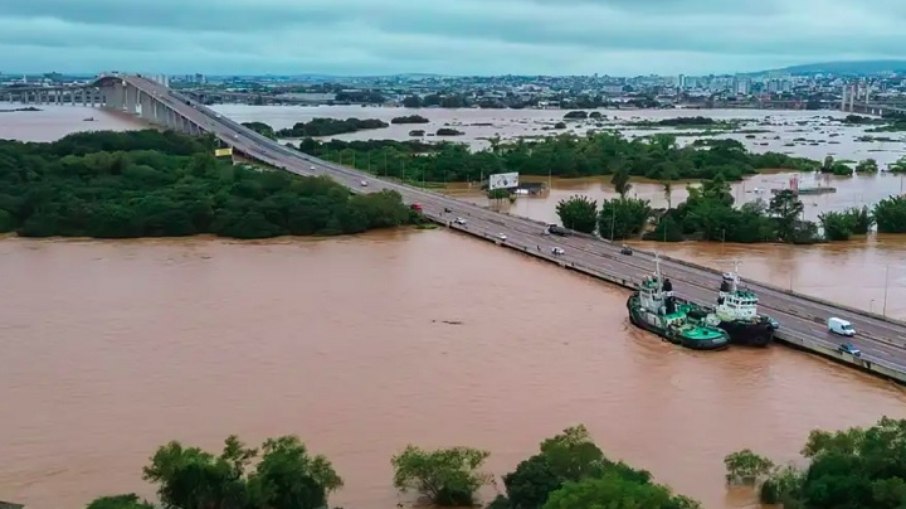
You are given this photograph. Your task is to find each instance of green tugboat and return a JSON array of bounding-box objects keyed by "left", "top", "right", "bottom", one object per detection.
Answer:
[{"left": 627, "top": 257, "right": 730, "bottom": 350}]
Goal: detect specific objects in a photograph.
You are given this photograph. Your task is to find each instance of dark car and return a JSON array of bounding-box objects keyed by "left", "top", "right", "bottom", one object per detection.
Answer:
[
  {"left": 620, "top": 245, "right": 633, "bottom": 255},
  {"left": 838, "top": 343, "right": 861, "bottom": 357}
]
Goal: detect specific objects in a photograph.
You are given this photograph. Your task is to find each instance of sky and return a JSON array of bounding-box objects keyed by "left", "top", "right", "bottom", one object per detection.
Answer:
[{"left": 1, "top": 0, "right": 905, "bottom": 76}]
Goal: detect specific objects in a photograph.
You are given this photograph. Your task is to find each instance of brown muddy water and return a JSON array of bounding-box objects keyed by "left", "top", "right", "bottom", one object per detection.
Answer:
[{"left": 2, "top": 232, "right": 906, "bottom": 509}]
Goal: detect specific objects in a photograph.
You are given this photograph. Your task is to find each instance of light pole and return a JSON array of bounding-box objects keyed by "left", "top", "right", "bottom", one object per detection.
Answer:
[
  {"left": 883, "top": 265, "right": 890, "bottom": 317},
  {"left": 870, "top": 299, "right": 877, "bottom": 314}
]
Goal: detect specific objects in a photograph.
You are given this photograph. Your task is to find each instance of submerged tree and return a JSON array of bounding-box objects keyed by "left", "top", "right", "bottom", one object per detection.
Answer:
[{"left": 556, "top": 195, "right": 598, "bottom": 233}]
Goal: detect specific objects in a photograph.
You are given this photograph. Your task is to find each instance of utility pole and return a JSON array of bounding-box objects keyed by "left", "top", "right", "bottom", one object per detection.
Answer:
[
  {"left": 610, "top": 205, "right": 616, "bottom": 242},
  {"left": 883, "top": 265, "right": 890, "bottom": 317}
]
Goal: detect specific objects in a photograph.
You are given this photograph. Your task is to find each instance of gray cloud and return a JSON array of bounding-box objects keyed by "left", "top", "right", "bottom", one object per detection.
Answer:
[{"left": 0, "top": 0, "right": 904, "bottom": 75}]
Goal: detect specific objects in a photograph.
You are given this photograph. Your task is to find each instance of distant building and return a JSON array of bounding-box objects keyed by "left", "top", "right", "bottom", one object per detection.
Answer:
[
  {"left": 735, "top": 77, "right": 750, "bottom": 95},
  {"left": 677, "top": 74, "right": 686, "bottom": 90}
]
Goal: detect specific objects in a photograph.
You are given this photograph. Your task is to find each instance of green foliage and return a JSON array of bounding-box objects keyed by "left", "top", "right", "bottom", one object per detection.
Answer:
[
  {"left": 644, "top": 214, "right": 684, "bottom": 242},
  {"left": 723, "top": 449, "right": 774, "bottom": 485},
  {"left": 820, "top": 211, "right": 855, "bottom": 241},
  {"left": 488, "top": 188, "right": 511, "bottom": 200},
  {"left": 276, "top": 118, "right": 388, "bottom": 137},
  {"left": 390, "top": 115, "right": 430, "bottom": 124},
  {"left": 874, "top": 196, "right": 906, "bottom": 233},
  {"left": 436, "top": 128, "right": 465, "bottom": 136},
  {"left": 769, "top": 190, "right": 806, "bottom": 242},
  {"left": 889, "top": 156, "right": 906, "bottom": 174},
  {"left": 85, "top": 494, "right": 154, "bottom": 509},
  {"left": 855, "top": 158, "right": 879, "bottom": 173},
  {"left": 503, "top": 425, "right": 663, "bottom": 509},
  {"left": 542, "top": 474, "right": 701, "bottom": 509},
  {"left": 391, "top": 445, "right": 491, "bottom": 506},
  {"left": 830, "top": 162, "right": 853, "bottom": 176},
  {"left": 563, "top": 111, "right": 588, "bottom": 119},
  {"left": 820, "top": 207, "right": 875, "bottom": 241},
  {"left": 241, "top": 121, "right": 276, "bottom": 139},
  {"left": 295, "top": 131, "right": 818, "bottom": 184},
  {"left": 611, "top": 169, "right": 632, "bottom": 198},
  {"left": 555, "top": 195, "right": 598, "bottom": 233},
  {"left": 755, "top": 417, "right": 906, "bottom": 509},
  {"left": 142, "top": 434, "right": 341, "bottom": 509},
  {"left": 0, "top": 130, "right": 411, "bottom": 239},
  {"left": 599, "top": 198, "right": 651, "bottom": 240}
]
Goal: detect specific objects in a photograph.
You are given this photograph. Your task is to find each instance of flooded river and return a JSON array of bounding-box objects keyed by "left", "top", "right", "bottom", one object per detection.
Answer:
[
  {"left": 2, "top": 233, "right": 906, "bottom": 509},
  {"left": 2, "top": 106, "right": 906, "bottom": 508}
]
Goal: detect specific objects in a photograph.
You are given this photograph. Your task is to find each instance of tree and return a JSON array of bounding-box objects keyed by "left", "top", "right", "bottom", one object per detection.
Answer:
[
  {"left": 662, "top": 181, "right": 673, "bottom": 210},
  {"left": 402, "top": 95, "right": 422, "bottom": 108},
  {"left": 542, "top": 474, "right": 701, "bottom": 509},
  {"left": 86, "top": 494, "right": 154, "bottom": 509},
  {"left": 888, "top": 156, "right": 906, "bottom": 174},
  {"left": 769, "top": 190, "right": 804, "bottom": 242},
  {"left": 855, "top": 158, "right": 879, "bottom": 174},
  {"left": 723, "top": 449, "right": 774, "bottom": 485},
  {"left": 503, "top": 425, "right": 655, "bottom": 509},
  {"left": 822, "top": 155, "right": 835, "bottom": 173},
  {"left": 555, "top": 195, "right": 598, "bottom": 233},
  {"left": 644, "top": 214, "right": 683, "bottom": 242},
  {"left": 391, "top": 445, "right": 491, "bottom": 506},
  {"left": 874, "top": 196, "right": 906, "bottom": 233},
  {"left": 599, "top": 198, "right": 651, "bottom": 240},
  {"left": 611, "top": 169, "right": 632, "bottom": 198},
  {"left": 750, "top": 417, "right": 906, "bottom": 509},
  {"left": 819, "top": 211, "right": 854, "bottom": 241},
  {"left": 142, "top": 435, "right": 341, "bottom": 509}
]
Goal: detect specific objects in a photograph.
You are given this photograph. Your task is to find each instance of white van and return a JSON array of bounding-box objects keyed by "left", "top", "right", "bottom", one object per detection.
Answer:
[{"left": 828, "top": 317, "right": 855, "bottom": 336}]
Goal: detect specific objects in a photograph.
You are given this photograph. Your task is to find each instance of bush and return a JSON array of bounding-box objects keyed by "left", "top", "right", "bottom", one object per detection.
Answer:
[
  {"left": 391, "top": 445, "right": 491, "bottom": 506},
  {"left": 874, "top": 196, "right": 906, "bottom": 233}
]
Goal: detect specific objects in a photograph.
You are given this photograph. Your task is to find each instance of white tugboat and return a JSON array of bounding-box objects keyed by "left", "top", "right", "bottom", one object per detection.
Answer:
[{"left": 713, "top": 263, "right": 776, "bottom": 346}]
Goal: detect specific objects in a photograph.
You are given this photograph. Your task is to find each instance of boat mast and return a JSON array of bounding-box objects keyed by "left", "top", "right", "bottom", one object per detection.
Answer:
[{"left": 730, "top": 259, "right": 740, "bottom": 293}]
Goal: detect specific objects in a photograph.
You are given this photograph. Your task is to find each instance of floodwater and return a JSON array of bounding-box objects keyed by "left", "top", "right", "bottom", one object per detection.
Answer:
[
  {"left": 0, "top": 104, "right": 144, "bottom": 142},
  {"left": 212, "top": 104, "right": 906, "bottom": 168},
  {"left": 2, "top": 105, "right": 906, "bottom": 508},
  {"left": 2, "top": 233, "right": 906, "bottom": 509}
]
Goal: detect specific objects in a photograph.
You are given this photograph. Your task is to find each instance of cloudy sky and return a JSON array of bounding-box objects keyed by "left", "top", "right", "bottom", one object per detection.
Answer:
[{"left": 1, "top": 0, "right": 904, "bottom": 76}]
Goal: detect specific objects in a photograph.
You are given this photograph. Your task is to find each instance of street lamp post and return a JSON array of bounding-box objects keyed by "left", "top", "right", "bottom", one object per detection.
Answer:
[
  {"left": 883, "top": 265, "right": 890, "bottom": 317},
  {"left": 870, "top": 299, "right": 877, "bottom": 314}
]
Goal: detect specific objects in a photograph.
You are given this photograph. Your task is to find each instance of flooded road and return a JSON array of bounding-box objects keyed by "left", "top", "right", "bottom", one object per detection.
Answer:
[{"left": 2, "top": 232, "right": 906, "bottom": 509}]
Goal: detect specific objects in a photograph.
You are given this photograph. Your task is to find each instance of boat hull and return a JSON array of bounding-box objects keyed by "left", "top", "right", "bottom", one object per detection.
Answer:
[
  {"left": 719, "top": 319, "right": 775, "bottom": 347},
  {"left": 627, "top": 296, "right": 728, "bottom": 351}
]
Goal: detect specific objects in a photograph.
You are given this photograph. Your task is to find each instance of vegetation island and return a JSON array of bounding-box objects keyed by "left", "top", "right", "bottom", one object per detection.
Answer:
[{"left": 0, "top": 130, "right": 415, "bottom": 239}]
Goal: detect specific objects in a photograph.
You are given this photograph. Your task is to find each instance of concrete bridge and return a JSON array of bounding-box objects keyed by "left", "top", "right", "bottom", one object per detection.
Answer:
[
  {"left": 840, "top": 84, "right": 906, "bottom": 117},
  {"left": 9, "top": 74, "right": 906, "bottom": 383}
]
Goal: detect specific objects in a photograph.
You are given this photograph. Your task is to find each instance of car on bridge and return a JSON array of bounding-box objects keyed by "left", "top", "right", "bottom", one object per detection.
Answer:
[
  {"left": 551, "top": 247, "right": 565, "bottom": 256},
  {"left": 497, "top": 233, "right": 508, "bottom": 241},
  {"left": 620, "top": 245, "right": 633, "bottom": 255},
  {"left": 360, "top": 180, "right": 368, "bottom": 187},
  {"left": 837, "top": 343, "right": 861, "bottom": 357},
  {"left": 454, "top": 217, "right": 467, "bottom": 225}
]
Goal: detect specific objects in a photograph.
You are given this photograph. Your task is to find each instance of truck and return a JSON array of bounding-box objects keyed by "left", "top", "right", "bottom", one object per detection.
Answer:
[{"left": 546, "top": 224, "right": 570, "bottom": 236}]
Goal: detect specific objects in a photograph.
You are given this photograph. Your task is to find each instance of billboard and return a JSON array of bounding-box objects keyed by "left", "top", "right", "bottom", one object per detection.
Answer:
[
  {"left": 214, "top": 147, "right": 233, "bottom": 158},
  {"left": 488, "top": 172, "right": 519, "bottom": 191}
]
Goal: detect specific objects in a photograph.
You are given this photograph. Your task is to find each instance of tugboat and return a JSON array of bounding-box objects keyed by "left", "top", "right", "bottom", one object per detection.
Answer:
[
  {"left": 713, "top": 266, "right": 776, "bottom": 346},
  {"left": 627, "top": 257, "right": 730, "bottom": 350}
]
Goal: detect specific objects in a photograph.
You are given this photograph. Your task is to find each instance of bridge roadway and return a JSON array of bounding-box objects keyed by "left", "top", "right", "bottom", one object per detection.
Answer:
[{"left": 124, "top": 75, "right": 906, "bottom": 376}]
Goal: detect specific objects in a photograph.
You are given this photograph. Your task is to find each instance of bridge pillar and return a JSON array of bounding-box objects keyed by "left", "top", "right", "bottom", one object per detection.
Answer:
[
  {"left": 103, "top": 81, "right": 125, "bottom": 111},
  {"left": 139, "top": 93, "right": 152, "bottom": 121},
  {"left": 125, "top": 85, "right": 138, "bottom": 114}
]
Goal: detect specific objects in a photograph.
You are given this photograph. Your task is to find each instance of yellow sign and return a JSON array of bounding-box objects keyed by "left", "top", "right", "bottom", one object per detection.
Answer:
[{"left": 214, "top": 147, "right": 233, "bottom": 157}]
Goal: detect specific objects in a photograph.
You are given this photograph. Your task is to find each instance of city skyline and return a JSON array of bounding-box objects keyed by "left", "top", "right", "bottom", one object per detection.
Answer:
[{"left": 1, "top": 0, "right": 906, "bottom": 76}]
